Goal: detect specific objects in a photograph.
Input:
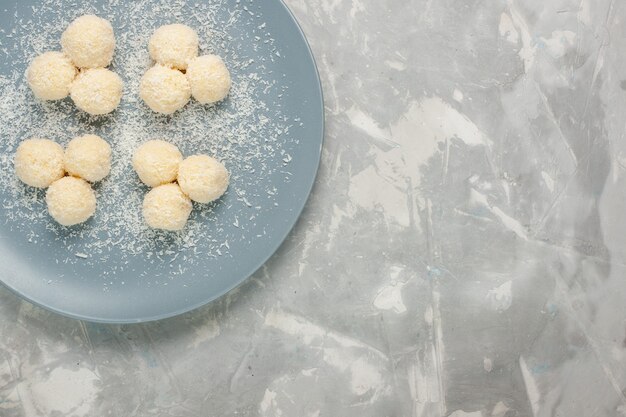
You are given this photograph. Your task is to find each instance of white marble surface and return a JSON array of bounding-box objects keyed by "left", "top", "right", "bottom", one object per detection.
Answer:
[{"left": 3, "top": 0, "right": 626, "bottom": 416}]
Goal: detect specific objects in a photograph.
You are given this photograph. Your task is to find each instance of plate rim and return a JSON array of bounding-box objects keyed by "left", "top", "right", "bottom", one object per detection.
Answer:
[{"left": 0, "top": 0, "right": 325, "bottom": 323}]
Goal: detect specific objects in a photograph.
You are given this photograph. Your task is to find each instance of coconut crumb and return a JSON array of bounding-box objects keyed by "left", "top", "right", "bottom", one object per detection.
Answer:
[{"left": 0, "top": 0, "right": 297, "bottom": 279}]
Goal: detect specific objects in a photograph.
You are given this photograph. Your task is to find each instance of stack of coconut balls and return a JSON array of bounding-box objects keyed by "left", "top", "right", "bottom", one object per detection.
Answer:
[
  {"left": 133, "top": 140, "right": 229, "bottom": 231},
  {"left": 14, "top": 135, "right": 111, "bottom": 226},
  {"left": 27, "top": 15, "right": 123, "bottom": 115},
  {"left": 140, "top": 23, "right": 232, "bottom": 114}
]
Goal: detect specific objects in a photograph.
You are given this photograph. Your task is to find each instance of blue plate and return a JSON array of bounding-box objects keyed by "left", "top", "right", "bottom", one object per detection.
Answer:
[{"left": 0, "top": 0, "right": 323, "bottom": 322}]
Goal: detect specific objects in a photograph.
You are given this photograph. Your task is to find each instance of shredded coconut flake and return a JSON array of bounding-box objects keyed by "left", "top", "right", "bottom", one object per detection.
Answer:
[{"left": 0, "top": 0, "right": 295, "bottom": 279}]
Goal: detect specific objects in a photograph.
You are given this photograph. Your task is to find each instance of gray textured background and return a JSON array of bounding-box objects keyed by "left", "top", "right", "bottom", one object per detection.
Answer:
[{"left": 3, "top": 0, "right": 626, "bottom": 416}]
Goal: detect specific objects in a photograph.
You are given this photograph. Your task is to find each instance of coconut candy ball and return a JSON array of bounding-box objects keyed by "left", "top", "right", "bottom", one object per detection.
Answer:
[
  {"left": 177, "top": 154, "right": 229, "bottom": 203},
  {"left": 132, "top": 140, "right": 183, "bottom": 187},
  {"left": 26, "top": 51, "right": 77, "bottom": 100},
  {"left": 139, "top": 64, "right": 191, "bottom": 114},
  {"left": 148, "top": 24, "right": 199, "bottom": 70},
  {"left": 70, "top": 68, "right": 123, "bottom": 115},
  {"left": 186, "top": 55, "right": 231, "bottom": 104},
  {"left": 45, "top": 176, "right": 96, "bottom": 226},
  {"left": 61, "top": 14, "right": 115, "bottom": 68},
  {"left": 64, "top": 134, "right": 112, "bottom": 182},
  {"left": 15, "top": 138, "right": 65, "bottom": 188},
  {"left": 142, "top": 183, "right": 192, "bottom": 231}
]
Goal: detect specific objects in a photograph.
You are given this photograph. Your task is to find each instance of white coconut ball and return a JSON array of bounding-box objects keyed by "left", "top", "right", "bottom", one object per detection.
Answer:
[
  {"left": 64, "top": 134, "right": 112, "bottom": 182},
  {"left": 143, "top": 183, "right": 192, "bottom": 231},
  {"left": 132, "top": 140, "right": 183, "bottom": 187},
  {"left": 186, "top": 55, "right": 231, "bottom": 104},
  {"left": 140, "top": 64, "right": 190, "bottom": 114},
  {"left": 70, "top": 68, "right": 123, "bottom": 115},
  {"left": 148, "top": 24, "right": 198, "bottom": 70},
  {"left": 46, "top": 177, "right": 96, "bottom": 226},
  {"left": 15, "top": 138, "right": 65, "bottom": 188},
  {"left": 61, "top": 15, "right": 115, "bottom": 68},
  {"left": 26, "top": 52, "right": 77, "bottom": 101},
  {"left": 177, "top": 155, "right": 229, "bottom": 203}
]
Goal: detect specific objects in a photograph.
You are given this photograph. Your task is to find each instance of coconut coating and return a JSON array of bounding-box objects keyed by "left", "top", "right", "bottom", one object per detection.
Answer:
[
  {"left": 64, "top": 134, "right": 112, "bottom": 182},
  {"left": 148, "top": 24, "right": 198, "bottom": 70},
  {"left": 70, "top": 68, "right": 123, "bottom": 115},
  {"left": 27, "top": 52, "right": 77, "bottom": 101},
  {"left": 45, "top": 177, "right": 96, "bottom": 226},
  {"left": 186, "top": 55, "right": 231, "bottom": 104},
  {"left": 140, "top": 64, "right": 190, "bottom": 114},
  {"left": 61, "top": 15, "right": 115, "bottom": 68},
  {"left": 142, "top": 183, "right": 192, "bottom": 231},
  {"left": 177, "top": 155, "right": 229, "bottom": 203},
  {"left": 132, "top": 140, "right": 183, "bottom": 187},
  {"left": 15, "top": 138, "right": 65, "bottom": 188}
]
